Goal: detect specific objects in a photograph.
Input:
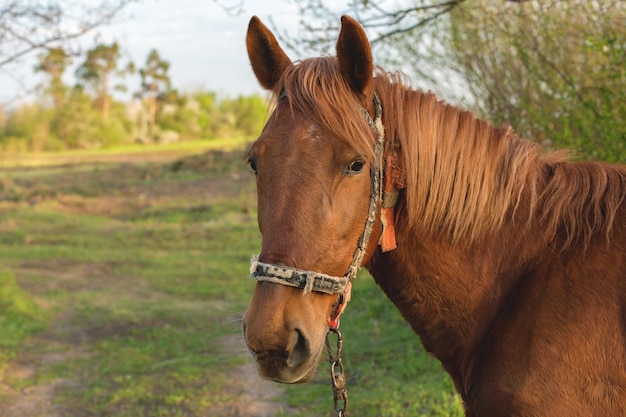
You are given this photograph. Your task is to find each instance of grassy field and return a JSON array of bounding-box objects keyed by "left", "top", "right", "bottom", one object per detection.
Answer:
[{"left": 0, "top": 141, "right": 462, "bottom": 416}]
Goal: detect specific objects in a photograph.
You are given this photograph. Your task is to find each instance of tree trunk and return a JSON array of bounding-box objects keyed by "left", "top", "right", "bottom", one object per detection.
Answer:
[
  {"left": 102, "top": 72, "right": 110, "bottom": 123},
  {"left": 147, "top": 82, "right": 157, "bottom": 136}
]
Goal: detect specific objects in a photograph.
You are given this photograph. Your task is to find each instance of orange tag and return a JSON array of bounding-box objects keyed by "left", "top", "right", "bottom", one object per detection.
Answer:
[
  {"left": 380, "top": 153, "right": 403, "bottom": 252},
  {"left": 380, "top": 206, "right": 397, "bottom": 252}
]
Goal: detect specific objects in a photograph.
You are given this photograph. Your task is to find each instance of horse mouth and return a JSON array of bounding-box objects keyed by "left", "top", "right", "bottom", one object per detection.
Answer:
[{"left": 251, "top": 344, "right": 324, "bottom": 384}]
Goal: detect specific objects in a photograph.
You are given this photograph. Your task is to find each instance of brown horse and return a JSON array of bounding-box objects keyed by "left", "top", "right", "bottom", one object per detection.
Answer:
[{"left": 242, "top": 15, "right": 626, "bottom": 416}]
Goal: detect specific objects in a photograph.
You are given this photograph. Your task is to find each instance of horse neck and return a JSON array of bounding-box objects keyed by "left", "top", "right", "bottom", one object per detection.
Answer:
[{"left": 366, "top": 173, "right": 550, "bottom": 378}]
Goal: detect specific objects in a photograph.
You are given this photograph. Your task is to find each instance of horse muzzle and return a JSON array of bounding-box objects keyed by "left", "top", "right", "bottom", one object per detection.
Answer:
[{"left": 242, "top": 307, "right": 325, "bottom": 384}]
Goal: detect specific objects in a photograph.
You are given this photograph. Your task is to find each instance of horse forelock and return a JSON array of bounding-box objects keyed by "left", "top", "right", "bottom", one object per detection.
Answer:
[{"left": 269, "top": 56, "right": 378, "bottom": 158}]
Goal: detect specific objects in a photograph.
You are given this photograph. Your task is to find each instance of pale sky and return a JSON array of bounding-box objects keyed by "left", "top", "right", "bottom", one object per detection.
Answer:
[{"left": 0, "top": 0, "right": 317, "bottom": 103}]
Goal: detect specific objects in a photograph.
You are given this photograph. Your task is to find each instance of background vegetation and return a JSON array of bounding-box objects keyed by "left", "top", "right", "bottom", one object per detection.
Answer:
[
  {"left": 0, "top": 0, "right": 624, "bottom": 416},
  {"left": 0, "top": 41, "right": 267, "bottom": 153},
  {"left": 2, "top": 1, "right": 624, "bottom": 162}
]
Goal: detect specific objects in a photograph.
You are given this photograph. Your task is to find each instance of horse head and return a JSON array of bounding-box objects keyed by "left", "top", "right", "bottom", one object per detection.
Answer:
[{"left": 242, "top": 15, "right": 383, "bottom": 383}]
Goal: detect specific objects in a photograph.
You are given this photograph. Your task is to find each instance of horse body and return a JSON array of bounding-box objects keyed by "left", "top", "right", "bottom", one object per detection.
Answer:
[{"left": 243, "top": 15, "right": 626, "bottom": 416}]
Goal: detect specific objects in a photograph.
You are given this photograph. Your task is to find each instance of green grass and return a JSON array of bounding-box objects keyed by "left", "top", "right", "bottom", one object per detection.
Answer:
[
  {"left": 0, "top": 270, "right": 49, "bottom": 376},
  {"left": 0, "top": 137, "right": 253, "bottom": 168},
  {"left": 0, "top": 145, "right": 462, "bottom": 416}
]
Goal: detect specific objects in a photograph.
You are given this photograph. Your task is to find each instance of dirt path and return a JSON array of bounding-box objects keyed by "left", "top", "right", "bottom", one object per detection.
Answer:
[
  {"left": 0, "top": 317, "right": 296, "bottom": 417},
  {"left": 207, "top": 335, "right": 297, "bottom": 417},
  {"left": 0, "top": 314, "right": 78, "bottom": 417}
]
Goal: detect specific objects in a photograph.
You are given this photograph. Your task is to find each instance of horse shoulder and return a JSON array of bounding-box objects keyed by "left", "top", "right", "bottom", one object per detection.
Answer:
[{"left": 469, "top": 228, "right": 626, "bottom": 416}]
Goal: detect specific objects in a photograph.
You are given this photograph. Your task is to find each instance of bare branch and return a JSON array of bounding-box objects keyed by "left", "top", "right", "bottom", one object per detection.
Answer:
[
  {"left": 0, "top": 1, "right": 137, "bottom": 68},
  {"left": 370, "top": 2, "right": 464, "bottom": 45},
  {"left": 272, "top": 0, "right": 468, "bottom": 56},
  {"left": 212, "top": 0, "right": 245, "bottom": 16}
]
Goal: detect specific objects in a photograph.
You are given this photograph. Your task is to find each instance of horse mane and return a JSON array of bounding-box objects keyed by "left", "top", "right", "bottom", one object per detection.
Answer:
[
  {"left": 375, "top": 74, "right": 543, "bottom": 242},
  {"left": 375, "top": 73, "right": 626, "bottom": 246},
  {"left": 270, "top": 56, "right": 626, "bottom": 247}
]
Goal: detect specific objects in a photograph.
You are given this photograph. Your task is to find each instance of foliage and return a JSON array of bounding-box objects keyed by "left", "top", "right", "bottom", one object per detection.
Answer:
[
  {"left": 1, "top": 15, "right": 269, "bottom": 153},
  {"left": 76, "top": 41, "right": 134, "bottom": 121},
  {"left": 444, "top": 0, "right": 626, "bottom": 162},
  {"left": 158, "top": 92, "right": 268, "bottom": 140},
  {"left": 0, "top": 87, "right": 133, "bottom": 151},
  {"left": 35, "top": 47, "right": 73, "bottom": 109},
  {"left": 174, "top": 91, "right": 269, "bottom": 139},
  {"left": 0, "top": 89, "right": 266, "bottom": 152},
  {"left": 137, "top": 49, "right": 174, "bottom": 138},
  {"left": 1, "top": 41, "right": 268, "bottom": 152},
  {"left": 1, "top": 104, "right": 56, "bottom": 152},
  {"left": 219, "top": 94, "right": 268, "bottom": 137}
]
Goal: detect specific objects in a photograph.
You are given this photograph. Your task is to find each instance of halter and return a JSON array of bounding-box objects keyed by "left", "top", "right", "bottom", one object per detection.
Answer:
[{"left": 249, "top": 92, "right": 385, "bottom": 295}]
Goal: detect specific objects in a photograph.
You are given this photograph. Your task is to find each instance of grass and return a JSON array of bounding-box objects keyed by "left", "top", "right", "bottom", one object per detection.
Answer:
[
  {"left": 0, "top": 143, "right": 462, "bottom": 416},
  {"left": 0, "top": 270, "right": 49, "bottom": 377},
  {"left": 0, "top": 136, "right": 252, "bottom": 168}
]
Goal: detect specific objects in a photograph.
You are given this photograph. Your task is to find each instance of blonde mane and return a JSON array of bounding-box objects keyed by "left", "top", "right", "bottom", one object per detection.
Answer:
[
  {"left": 375, "top": 73, "right": 626, "bottom": 245},
  {"left": 375, "top": 74, "right": 542, "bottom": 242},
  {"left": 270, "top": 57, "right": 626, "bottom": 246}
]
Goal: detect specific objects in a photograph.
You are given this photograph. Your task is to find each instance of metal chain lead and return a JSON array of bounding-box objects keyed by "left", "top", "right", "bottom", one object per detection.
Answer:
[{"left": 325, "top": 328, "right": 348, "bottom": 416}]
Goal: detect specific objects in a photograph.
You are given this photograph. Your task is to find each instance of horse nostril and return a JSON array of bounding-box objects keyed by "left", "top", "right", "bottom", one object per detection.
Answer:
[
  {"left": 242, "top": 319, "right": 258, "bottom": 355},
  {"left": 287, "top": 328, "right": 311, "bottom": 369}
]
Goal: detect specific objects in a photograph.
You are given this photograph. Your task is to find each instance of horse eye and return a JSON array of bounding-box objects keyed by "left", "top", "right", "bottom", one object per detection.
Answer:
[
  {"left": 248, "top": 158, "right": 258, "bottom": 174},
  {"left": 344, "top": 159, "right": 365, "bottom": 175}
]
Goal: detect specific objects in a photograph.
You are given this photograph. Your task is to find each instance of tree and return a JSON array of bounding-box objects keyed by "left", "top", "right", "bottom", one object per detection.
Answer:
[
  {"left": 265, "top": 0, "right": 547, "bottom": 53},
  {"left": 34, "top": 47, "right": 72, "bottom": 110},
  {"left": 34, "top": 47, "right": 73, "bottom": 141},
  {"left": 76, "top": 42, "right": 134, "bottom": 122},
  {"left": 266, "top": 0, "right": 469, "bottom": 55},
  {"left": 0, "top": 1, "right": 137, "bottom": 68},
  {"left": 138, "top": 49, "right": 174, "bottom": 137},
  {"left": 442, "top": 0, "right": 625, "bottom": 161}
]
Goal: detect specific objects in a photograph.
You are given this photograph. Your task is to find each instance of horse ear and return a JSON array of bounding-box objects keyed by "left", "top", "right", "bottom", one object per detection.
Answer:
[
  {"left": 336, "top": 15, "right": 373, "bottom": 98},
  {"left": 246, "top": 16, "right": 292, "bottom": 90}
]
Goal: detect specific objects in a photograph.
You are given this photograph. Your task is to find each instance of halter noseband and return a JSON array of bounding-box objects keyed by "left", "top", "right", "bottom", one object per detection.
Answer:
[{"left": 249, "top": 93, "right": 385, "bottom": 295}]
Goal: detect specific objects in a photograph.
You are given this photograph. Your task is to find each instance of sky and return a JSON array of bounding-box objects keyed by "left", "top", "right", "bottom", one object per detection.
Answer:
[{"left": 0, "top": 0, "right": 310, "bottom": 104}]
